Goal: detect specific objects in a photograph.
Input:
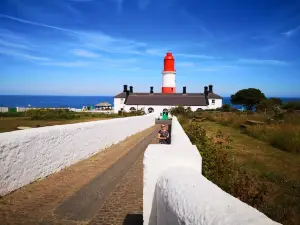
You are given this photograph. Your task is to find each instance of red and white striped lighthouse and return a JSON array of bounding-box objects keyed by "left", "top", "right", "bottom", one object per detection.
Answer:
[{"left": 162, "top": 51, "right": 176, "bottom": 94}]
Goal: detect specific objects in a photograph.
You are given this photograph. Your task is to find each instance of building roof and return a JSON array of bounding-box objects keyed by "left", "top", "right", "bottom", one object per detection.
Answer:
[
  {"left": 208, "top": 93, "right": 222, "bottom": 99},
  {"left": 125, "top": 93, "right": 208, "bottom": 106},
  {"left": 114, "top": 92, "right": 127, "bottom": 98},
  {"left": 114, "top": 92, "right": 222, "bottom": 100},
  {"left": 95, "top": 102, "right": 112, "bottom": 107}
]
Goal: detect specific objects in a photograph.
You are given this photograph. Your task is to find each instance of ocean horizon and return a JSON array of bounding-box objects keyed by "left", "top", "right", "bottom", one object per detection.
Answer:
[{"left": 0, "top": 95, "right": 300, "bottom": 109}]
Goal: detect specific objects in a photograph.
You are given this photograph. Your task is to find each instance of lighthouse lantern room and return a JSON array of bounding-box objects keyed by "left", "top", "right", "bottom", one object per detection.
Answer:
[{"left": 162, "top": 51, "right": 176, "bottom": 94}]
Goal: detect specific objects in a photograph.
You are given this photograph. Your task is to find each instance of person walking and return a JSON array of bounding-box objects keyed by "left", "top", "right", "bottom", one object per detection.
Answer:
[{"left": 157, "top": 124, "right": 170, "bottom": 144}]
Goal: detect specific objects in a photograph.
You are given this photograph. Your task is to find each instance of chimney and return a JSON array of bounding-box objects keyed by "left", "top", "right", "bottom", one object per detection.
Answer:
[
  {"left": 204, "top": 86, "right": 208, "bottom": 96},
  {"left": 209, "top": 84, "right": 213, "bottom": 93},
  {"left": 129, "top": 86, "right": 133, "bottom": 93},
  {"left": 123, "top": 85, "right": 128, "bottom": 92},
  {"left": 150, "top": 86, "right": 154, "bottom": 94},
  {"left": 183, "top": 86, "right": 186, "bottom": 94}
]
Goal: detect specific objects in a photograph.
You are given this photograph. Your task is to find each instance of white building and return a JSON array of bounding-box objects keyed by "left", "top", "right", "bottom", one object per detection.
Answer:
[
  {"left": 113, "top": 85, "right": 222, "bottom": 114},
  {"left": 113, "top": 51, "right": 222, "bottom": 114}
]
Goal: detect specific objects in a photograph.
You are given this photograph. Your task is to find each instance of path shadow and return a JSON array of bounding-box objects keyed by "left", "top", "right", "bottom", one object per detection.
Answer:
[{"left": 123, "top": 214, "right": 143, "bottom": 225}]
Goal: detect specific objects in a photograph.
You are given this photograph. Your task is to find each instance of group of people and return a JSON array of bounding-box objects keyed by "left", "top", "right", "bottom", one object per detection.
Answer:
[{"left": 157, "top": 124, "right": 170, "bottom": 144}]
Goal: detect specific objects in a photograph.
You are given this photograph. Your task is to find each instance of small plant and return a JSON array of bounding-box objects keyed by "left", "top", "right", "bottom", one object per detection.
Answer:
[{"left": 181, "top": 120, "right": 266, "bottom": 208}]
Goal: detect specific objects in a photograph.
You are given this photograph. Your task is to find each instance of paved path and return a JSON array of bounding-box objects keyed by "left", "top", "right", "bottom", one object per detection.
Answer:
[{"left": 0, "top": 125, "right": 159, "bottom": 225}]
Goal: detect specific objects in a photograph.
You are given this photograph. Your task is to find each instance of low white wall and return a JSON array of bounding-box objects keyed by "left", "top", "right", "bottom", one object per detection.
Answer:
[
  {"left": 0, "top": 114, "right": 155, "bottom": 196},
  {"left": 0, "top": 107, "right": 9, "bottom": 113},
  {"left": 155, "top": 167, "right": 280, "bottom": 225},
  {"left": 143, "top": 116, "right": 281, "bottom": 225},
  {"left": 143, "top": 117, "right": 202, "bottom": 225}
]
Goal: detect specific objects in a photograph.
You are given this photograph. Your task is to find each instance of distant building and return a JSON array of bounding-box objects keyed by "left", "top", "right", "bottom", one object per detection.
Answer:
[{"left": 113, "top": 51, "right": 222, "bottom": 114}]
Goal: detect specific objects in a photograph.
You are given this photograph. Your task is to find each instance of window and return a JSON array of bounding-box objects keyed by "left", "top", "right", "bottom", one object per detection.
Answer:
[
  {"left": 212, "top": 99, "right": 215, "bottom": 105},
  {"left": 148, "top": 107, "right": 154, "bottom": 113},
  {"left": 121, "top": 108, "right": 123, "bottom": 111},
  {"left": 130, "top": 107, "right": 136, "bottom": 111}
]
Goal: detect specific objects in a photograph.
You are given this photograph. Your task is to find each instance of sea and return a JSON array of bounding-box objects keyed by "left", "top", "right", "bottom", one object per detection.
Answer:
[{"left": 0, "top": 95, "right": 299, "bottom": 109}]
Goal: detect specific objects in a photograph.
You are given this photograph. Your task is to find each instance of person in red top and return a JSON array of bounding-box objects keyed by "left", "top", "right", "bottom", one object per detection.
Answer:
[{"left": 157, "top": 124, "right": 170, "bottom": 144}]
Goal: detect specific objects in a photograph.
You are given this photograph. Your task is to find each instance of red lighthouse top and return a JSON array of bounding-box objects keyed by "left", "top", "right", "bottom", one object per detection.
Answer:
[{"left": 163, "top": 51, "right": 175, "bottom": 72}]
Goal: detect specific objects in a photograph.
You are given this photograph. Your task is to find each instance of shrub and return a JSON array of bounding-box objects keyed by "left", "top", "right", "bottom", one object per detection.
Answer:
[
  {"left": 181, "top": 120, "right": 266, "bottom": 207},
  {"left": 282, "top": 102, "right": 300, "bottom": 110},
  {"left": 221, "top": 104, "right": 231, "bottom": 112},
  {"left": 27, "top": 109, "right": 78, "bottom": 120},
  {"left": 0, "top": 112, "right": 26, "bottom": 117}
]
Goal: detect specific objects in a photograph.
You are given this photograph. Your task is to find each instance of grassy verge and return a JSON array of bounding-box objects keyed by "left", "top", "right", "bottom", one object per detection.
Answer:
[
  {"left": 184, "top": 119, "right": 300, "bottom": 225},
  {"left": 201, "top": 111, "right": 300, "bottom": 153},
  {"left": 0, "top": 109, "right": 145, "bottom": 133},
  {"left": 0, "top": 117, "right": 110, "bottom": 133}
]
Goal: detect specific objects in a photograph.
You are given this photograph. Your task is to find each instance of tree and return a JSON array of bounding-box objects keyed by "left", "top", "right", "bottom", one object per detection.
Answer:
[
  {"left": 221, "top": 104, "right": 231, "bottom": 112},
  {"left": 231, "top": 88, "right": 266, "bottom": 111},
  {"left": 256, "top": 98, "right": 282, "bottom": 111}
]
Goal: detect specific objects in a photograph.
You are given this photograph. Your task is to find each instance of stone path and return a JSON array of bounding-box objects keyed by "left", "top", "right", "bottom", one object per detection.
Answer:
[{"left": 0, "top": 125, "right": 159, "bottom": 225}]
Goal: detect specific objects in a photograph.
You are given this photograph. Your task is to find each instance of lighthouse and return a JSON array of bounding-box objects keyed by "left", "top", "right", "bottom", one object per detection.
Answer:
[{"left": 162, "top": 51, "right": 176, "bottom": 93}]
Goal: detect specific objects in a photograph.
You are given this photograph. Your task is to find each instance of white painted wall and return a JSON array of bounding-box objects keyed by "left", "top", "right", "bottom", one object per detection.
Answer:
[
  {"left": 143, "top": 116, "right": 281, "bottom": 225},
  {"left": 155, "top": 167, "right": 280, "bottom": 225},
  {"left": 113, "top": 97, "right": 126, "bottom": 113},
  {"left": 124, "top": 105, "right": 208, "bottom": 114},
  {"left": 0, "top": 107, "right": 9, "bottom": 113},
  {"left": 208, "top": 98, "right": 222, "bottom": 109},
  {"left": 0, "top": 114, "right": 155, "bottom": 196}
]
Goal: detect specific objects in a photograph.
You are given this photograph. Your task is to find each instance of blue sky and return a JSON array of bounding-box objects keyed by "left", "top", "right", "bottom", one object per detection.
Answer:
[{"left": 0, "top": 0, "right": 300, "bottom": 97}]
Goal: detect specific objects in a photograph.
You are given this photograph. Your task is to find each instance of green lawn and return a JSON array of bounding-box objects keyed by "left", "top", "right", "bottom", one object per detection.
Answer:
[
  {"left": 0, "top": 117, "right": 110, "bottom": 133},
  {"left": 200, "top": 120, "right": 300, "bottom": 225}
]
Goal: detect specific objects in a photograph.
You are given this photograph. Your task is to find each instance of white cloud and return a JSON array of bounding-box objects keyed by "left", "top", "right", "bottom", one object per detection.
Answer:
[
  {"left": 238, "top": 58, "right": 288, "bottom": 66},
  {"left": 72, "top": 49, "right": 101, "bottom": 58},
  {"left": 76, "top": 31, "right": 145, "bottom": 55},
  {"left": 176, "top": 53, "right": 216, "bottom": 59},
  {"left": 0, "top": 14, "right": 83, "bottom": 35},
  {"left": 145, "top": 48, "right": 166, "bottom": 56},
  {"left": 283, "top": 26, "right": 300, "bottom": 37},
  {"left": 177, "top": 62, "right": 196, "bottom": 67},
  {"left": 0, "top": 39, "right": 30, "bottom": 49},
  {"left": 145, "top": 49, "right": 216, "bottom": 60},
  {"left": 0, "top": 14, "right": 146, "bottom": 55},
  {"left": 41, "top": 61, "right": 89, "bottom": 67},
  {"left": 0, "top": 48, "right": 49, "bottom": 61}
]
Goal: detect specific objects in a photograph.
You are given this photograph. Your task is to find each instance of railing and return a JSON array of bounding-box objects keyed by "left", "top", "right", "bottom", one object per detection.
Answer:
[{"left": 143, "top": 116, "right": 281, "bottom": 225}]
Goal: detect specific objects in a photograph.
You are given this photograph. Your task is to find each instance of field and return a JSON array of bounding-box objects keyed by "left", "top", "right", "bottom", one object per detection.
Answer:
[
  {"left": 0, "top": 109, "right": 144, "bottom": 133},
  {"left": 199, "top": 120, "right": 300, "bottom": 225},
  {"left": 0, "top": 117, "right": 110, "bottom": 133},
  {"left": 175, "top": 108, "right": 300, "bottom": 225},
  {"left": 201, "top": 111, "right": 300, "bottom": 153}
]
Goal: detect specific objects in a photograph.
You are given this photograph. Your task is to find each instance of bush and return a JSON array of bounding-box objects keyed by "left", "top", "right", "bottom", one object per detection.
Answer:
[
  {"left": 282, "top": 102, "right": 300, "bottom": 110},
  {"left": 221, "top": 104, "right": 231, "bottom": 112},
  {"left": 181, "top": 120, "right": 266, "bottom": 207},
  {"left": 0, "top": 112, "right": 26, "bottom": 117},
  {"left": 26, "top": 109, "right": 79, "bottom": 120},
  {"left": 169, "top": 105, "right": 193, "bottom": 118}
]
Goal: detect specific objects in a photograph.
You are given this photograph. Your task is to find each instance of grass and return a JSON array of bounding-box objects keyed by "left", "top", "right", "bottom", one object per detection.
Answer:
[
  {"left": 0, "top": 109, "right": 145, "bottom": 133},
  {"left": 199, "top": 120, "right": 300, "bottom": 225},
  {"left": 0, "top": 117, "right": 110, "bottom": 133},
  {"left": 201, "top": 111, "right": 300, "bottom": 153}
]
